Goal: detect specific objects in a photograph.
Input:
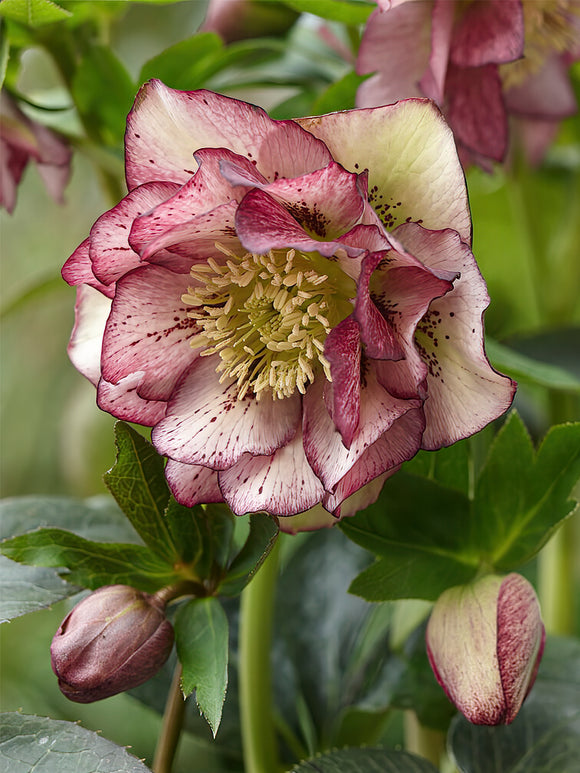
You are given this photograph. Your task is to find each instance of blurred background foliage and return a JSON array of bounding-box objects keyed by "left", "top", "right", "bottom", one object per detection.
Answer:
[{"left": 1, "top": 1, "right": 579, "bottom": 770}]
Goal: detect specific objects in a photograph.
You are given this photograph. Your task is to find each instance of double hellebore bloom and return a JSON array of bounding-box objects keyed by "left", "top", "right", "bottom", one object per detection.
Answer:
[
  {"left": 63, "top": 80, "right": 515, "bottom": 531},
  {"left": 426, "top": 573, "right": 545, "bottom": 725},
  {"left": 357, "top": 0, "right": 580, "bottom": 166},
  {"left": 51, "top": 585, "right": 174, "bottom": 703}
]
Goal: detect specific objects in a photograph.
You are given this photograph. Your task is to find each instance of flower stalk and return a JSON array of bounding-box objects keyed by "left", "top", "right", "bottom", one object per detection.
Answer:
[{"left": 152, "top": 662, "right": 186, "bottom": 773}]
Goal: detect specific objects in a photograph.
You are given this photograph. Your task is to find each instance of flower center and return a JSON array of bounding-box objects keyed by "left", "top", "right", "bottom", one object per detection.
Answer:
[
  {"left": 500, "top": 0, "right": 579, "bottom": 89},
  {"left": 183, "top": 244, "right": 355, "bottom": 400}
]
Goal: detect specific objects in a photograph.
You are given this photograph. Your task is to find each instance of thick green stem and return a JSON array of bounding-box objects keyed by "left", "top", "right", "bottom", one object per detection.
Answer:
[
  {"left": 538, "top": 519, "right": 576, "bottom": 636},
  {"left": 404, "top": 711, "right": 445, "bottom": 769},
  {"left": 152, "top": 663, "right": 186, "bottom": 773},
  {"left": 239, "top": 539, "right": 281, "bottom": 773}
]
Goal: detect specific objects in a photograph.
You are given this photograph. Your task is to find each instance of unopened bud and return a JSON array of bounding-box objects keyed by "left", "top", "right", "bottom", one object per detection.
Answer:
[
  {"left": 51, "top": 585, "right": 174, "bottom": 703},
  {"left": 426, "top": 573, "right": 545, "bottom": 725}
]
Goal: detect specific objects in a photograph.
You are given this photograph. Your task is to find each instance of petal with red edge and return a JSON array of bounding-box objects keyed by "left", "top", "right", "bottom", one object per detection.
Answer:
[
  {"left": 323, "top": 316, "right": 362, "bottom": 448},
  {"left": 62, "top": 239, "right": 114, "bottom": 297},
  {"left": 67, "top": 285, "right": 111, "bottom": 385},
  {"left": 165, "top": 459, "right": 224, "bottom": 507},
  {"left": 101, "top": 265, "right": 198, "bottom": 402},
  {"left": 152, "top": 355, "right": 301, "bottom": 469},
  {"left": 125, "top": 80, "right": 332, "bottom": 190},
  {"left": 451, "top": 0, "right": 524, "bottom": 68},
  {"left": 218, "top": 428, "right": 325, "bottom": 516},
  {"left": 327, "top": 470, "right": 394, "bottom": 520},
  {"left": 97, "top": 374, "right": 167, "bottom": 426}
]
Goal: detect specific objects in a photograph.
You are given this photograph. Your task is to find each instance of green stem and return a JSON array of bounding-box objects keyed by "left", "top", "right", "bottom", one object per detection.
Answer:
[
  {"left": 152, "top": 663, "right": 186, "bottom": 773},
  {"left": 239, "top": 539, "right": 281, "bottom": 773},
  {"left": 404, "top": 711, "right": 445, "bottom": 769},
  {"left": 538, "top": 519, "right": 576, "bottom": 636}
]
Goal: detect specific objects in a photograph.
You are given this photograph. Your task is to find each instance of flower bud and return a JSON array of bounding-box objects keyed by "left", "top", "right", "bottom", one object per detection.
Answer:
[
  {"left": 426, "top": 573, "right": 545, "bottom": 725},
  {"left": 51, "top": 585, "right": 174, "bottom": 703}
]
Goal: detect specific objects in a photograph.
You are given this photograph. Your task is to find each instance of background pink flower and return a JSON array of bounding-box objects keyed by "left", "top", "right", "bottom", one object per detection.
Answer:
[{"left": 63, "top": 80, "right": 514, "bottom": 531}]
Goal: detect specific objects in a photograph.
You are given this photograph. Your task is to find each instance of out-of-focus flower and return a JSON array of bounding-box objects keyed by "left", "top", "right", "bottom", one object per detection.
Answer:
[
  {"left": 357, "top": 0, "right": 580, "bottom": 167},
  {"left": 62, "top": 79, "right": 515, "bottom": 531},
  {"left": 50, "top": 585, "right": 174, "bottom": 703},
  {"left": 0, "top": 91, "right": 71, "bottom": 213},
  {"left": 426, "top": 573, "right": 545, "bottom": 725},
  {"left": 200, "top": 0, "right": 298, "bottom": 43}
]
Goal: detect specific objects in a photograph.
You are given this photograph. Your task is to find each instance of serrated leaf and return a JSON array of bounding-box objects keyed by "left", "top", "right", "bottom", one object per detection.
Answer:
[
  {"left": 104, "top": 422, "right": 178, "bottom": 564},
  {"left": 0, "top": 0, "right": 71, "bottom": 27},
  {"left": 486, "top": 338, "right": 580, "bottom": 393},
  {"left": 448, "top": 637, "right": 580, "bottom": 773},
  {"left": 289, "top": 747, "right": 439, "bottom": 772},
  {"left": 0, "top": 528, "right": 179, "bottom": 592},
  {"left": 0, "top": 712, "right": 150, "bottom": 772},
  {"left": 175, "top": 597, "right": 228, "bottom": 736},
  {"left": 219, "top": 513, "right": 279, "bottom": 596},
  {"left": 280, "top": 0, "right": 373, "bottom": 25}
]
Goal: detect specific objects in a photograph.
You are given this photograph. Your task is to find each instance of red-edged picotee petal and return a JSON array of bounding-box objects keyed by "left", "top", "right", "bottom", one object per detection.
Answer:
[
  {"left": 446, "top": 63, "right": 508, "bottom": 162},
  {"left": 62, "top": 239, "right": 114, "bottom": 297},
  {"left": 325, "top": 470, "right": 394, "bottom": 520},
  {"left": 89, "top": 182, "right": 181, "bottom": 285},
  {"left": 67, "top": 285, "right": 111, "bottom": 385},
  {"left": 235, "top": 188, "right": 364, "bottom": 258},
  {"left": 392, "top": 223, "right": 516, "bottom": 449},
  {"left": 504, "top": 54, "right": 578, "bottom": 119},
  {"left": 323, "top": 316, "right": 362, "bottom": 448},
  {"left": 100, "top": 264, "right": 198, "bottom": 402},
  {"left": 125, "top": 80, "right": 332, "bottom": 190},
  {"left": 164, "top": 459, "right": 224, "bottom": 507},
  {"left": 152, "top": 355, "right": 301, "bottom": 469},
  {"left": 297, "top": 99, "right": 472, "bottom": 244},
  {"left": 303, "top": 368, "right": 421, "bottom": 492},
  {"left": 218, "top": 427, "right": 325, "bottom": 516},
  {"left": 450, "top": 0, "right": 524, "bottom": 68},
  {"left": 97, "top": 374, "right": 167, "bottom": 426}
]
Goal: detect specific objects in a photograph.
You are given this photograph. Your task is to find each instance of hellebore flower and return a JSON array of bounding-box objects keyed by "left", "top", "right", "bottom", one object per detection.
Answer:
[
  {"left": 50, "top": 585, "right": 174, "bottom": 703},
  {"left": 0, "top": 91, "right": 71, "bottom": 213},
  {"left": 357, "top": 0, "right": 580, "bottom": 167},
  {"left": 426, "top": 573, "right": 545, "bottom": 725},
  {"left": 62, "top": 80, "right": 515, "bottom": 531}
]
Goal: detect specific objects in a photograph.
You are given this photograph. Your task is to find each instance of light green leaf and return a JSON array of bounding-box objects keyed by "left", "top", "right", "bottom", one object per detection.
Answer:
[
  {"left": 280, "top": 0, "right": 373, "bottom": 25},
  {"left": 219, "top": 513, "right": 279, "bottom": 596},
  {"left": 0, "top": 558, "right": 78, "bottom": 623},
  {"left": 0, "top": 712, "right": 150, "bottom": 772},
  {"left": 175, "top": 597, "right": 229, "bottom": 736},
  {"left": 311, "top": 71, "right": 369, "bottom": 115},
  {"left": 289, "top": 747, "right": 439, "bottom": 772},
  {"left": 0, "top": 0, "right": 71, "bottom": 27},
  {"left": 139, "top": 32, "right": 223, "bottom": 89},
  {"left": 486, "top": 338, "right": 580, "bottom": 393}
]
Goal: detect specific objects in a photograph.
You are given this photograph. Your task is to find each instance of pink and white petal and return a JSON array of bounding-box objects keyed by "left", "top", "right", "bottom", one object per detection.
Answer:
[
  {"left": 235, "top": 188, "right": 364, "bottom": 258},
  {"left": 218, "top": 428, "right": 325, "bottom": 516},
  {"left": 298, "top": 100, "right": 472, "bottom": 244},
  {"left": 357, "top": 5, "right": 431, "bottom": 104},
  {"left": 89, "top": 182, "right": 180, "bottom": 285},
  {"left": 323, "top": 316, "right": 362, "bottom": 448},
  {"left": 451, "top": 0, "right": 524, "bottom": 68},
  {"left": 277, "top": 504, "right": 339, "bottom": 535},
  {"left": 446, "top": 63, "right": 508, "bottom": 162},
  {"left": 504, "top": 55, "right": 578, "bottom": 119},
  {"left": 101, "top": 265, "right": 198, "bottom": 401},
  {"left": 125, "top": 80, "right": 332, "bottom": 190},
  {"left": 62, "top": 239, "right": 115, "bottom": 297},
  {"left": 326, "top": 470, "right": 394, "bottom": 520},
  {"left": 164, "top": 459, "right": 224, "bottom": 507},
  {"left": 419, "top": 0, "right": 455, "bottom": 104},
  {"left": 97, "top": 373, "right": 167, "bottom": 426},
  {"left": 322, "top": 406, "right": 425, "bottom": 509},
  {"left": 67, "top": 285, "right": 111, "bottom": 385},
  {"left": 303, "top": 368, "right": 421, "bottom": 491},
  {"left": 152, "top": 356, "right": 301, "bottom": 469}
]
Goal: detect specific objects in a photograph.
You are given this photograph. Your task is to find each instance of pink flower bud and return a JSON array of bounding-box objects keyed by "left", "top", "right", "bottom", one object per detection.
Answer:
[
  {"left": 426, "top": 573, "right": 545, "bottom": 725},
  {"left": 51, "top": 585, "right": 174, "bottom": 703}
]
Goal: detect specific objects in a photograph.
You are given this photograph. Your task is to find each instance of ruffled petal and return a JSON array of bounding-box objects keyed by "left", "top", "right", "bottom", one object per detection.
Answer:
[
  {"left": 67, "top": 285, "right": 111, "bottom": 385},
  {"left": 164, "top": 459, "right": 224, "bottom": 506},
  {"left": 97, "top": 374, "right": 167, "bottom": 426},
  {"left": 297, "top": 99, "right": 472, "bottom": 244},
  {"left": 62, "top": 239, "right": 114, "bottom": 298},
  {"left": 326, "top": 470, "right": 393, "bottom": 520},
  {"left": 323, "top": 316, "right": 362, "bottom": 448},
  {"left": 218, "top": 427, "right": 325, "bottom": 516},
  {"left": 450, "top": 0, "right": 524, "bottom": 68},
  {"left": 152, "top": 355, "right": 301, "bottom": 469},
  {"left": 101, "top": 265, "right": 198, "bottom": 402},
  {"left": 125, "top": 80, "right": 332, "bottom": 190}
]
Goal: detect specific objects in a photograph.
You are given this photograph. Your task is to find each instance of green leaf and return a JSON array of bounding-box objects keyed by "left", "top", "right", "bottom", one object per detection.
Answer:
[
  {"left": 219, "top": 513, "right": 279, "bottom": 596},
  {"left": 0, "top": 712, "right": 150, "bottom": 772},
  {"left": 104, "top": 422, "right": 178, "bottom": 564},
  {"left": 280, "top": 0, "right": 373, "bottom": 25},
  {"left": 311, "top": 71, "right": 369, "bottom": 115},
  {"left": 448, "top": 637, "right": 580, "bottom": 773},
  {"left": 289, "top": 747, "right": 439, "bottom": 772},
  {"left": 0, "top": 528, "right": 179, "bottom": 592},
  {"left": 0, "top": 0, "right": 71, "bottom": 27},
  {"left": 341, "top": 474, "right": 478, "bottom": 601},
  {"left": 139, "top": 32, "right": 223, "bottom": 89},
  {"left": 0, "top": 558, "right": 78, "bottom": 623},
  {"left": 403, "top": 438, "right": 472, "bottom": 496},
  {"left": 486, "top": 338, "right": 580, "bottom": 393},
  {"left": 175, "top": 597, "right": 229, "bottom": 736}
]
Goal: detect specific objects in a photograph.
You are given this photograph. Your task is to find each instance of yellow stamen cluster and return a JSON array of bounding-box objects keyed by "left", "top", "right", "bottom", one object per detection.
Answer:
[
  {"left": 182, "top": 244, "right": 354, "bottom": 401},
  {"left": 501, "top": 0, "right": 579, "bottom": 89}
]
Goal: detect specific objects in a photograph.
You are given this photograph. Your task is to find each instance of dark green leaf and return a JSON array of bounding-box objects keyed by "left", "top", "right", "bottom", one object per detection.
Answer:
[
  {"left": 0, "top": 528, "right": 179, "bottom": 592},
  {"left": 280, "top": 0, "right": 374, "bottom": 25},
  {"left": 104, "top": 422, "right": 178, "bottom": 564},
  {"left": 139, "top": 32, "right": 223, "bottom": 88},
  {"left": 448, "top": 637, "right": 580, "bottom": 773},
  {"left": 0, "top": 0, "right": 71, "bottom": 27},
  {"left": 219, "top": 513, "right": 279, "bottom": 596},
  {"left": 486, "top": 339, "right": 580, "bottom": 393},
  {"left": 290, "top": 747, "right": 439, "bottom": 772},
  {"left": 312, "top": 71, "right": 369, "bottom": 115},
  {"left": 0, "top": 712, "right": 150, "bottom": 772},
  {"left": 175, "top": 597, "right": 229, "bottom": 736},
  {"left": 402, "top": 438, "right": 472, "bottom": 496},
  {"left": 0, "top": 558, "right": 78, "bottom": 623}
]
